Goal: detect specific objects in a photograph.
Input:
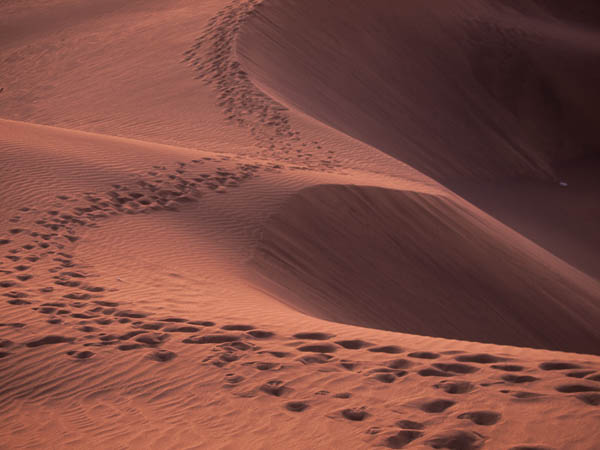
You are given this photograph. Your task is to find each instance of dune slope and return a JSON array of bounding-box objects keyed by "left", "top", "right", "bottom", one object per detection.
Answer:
[
  {"left": 239, "top": 0, "right": 600, "bottom": 182},
  {"left": 252, "top": 184, "right": 600, "bottom": 354},
  {"left": 238, "top": 0, "right": 600, "bottom": 279},
  {"left": 1, "top": 0, "right": 600, "bottom": 449}
]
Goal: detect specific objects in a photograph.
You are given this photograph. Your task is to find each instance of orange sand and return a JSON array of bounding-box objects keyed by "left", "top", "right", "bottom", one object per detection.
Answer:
[{"left": 1, "top": 1, "right": 599, "bottom": 449}]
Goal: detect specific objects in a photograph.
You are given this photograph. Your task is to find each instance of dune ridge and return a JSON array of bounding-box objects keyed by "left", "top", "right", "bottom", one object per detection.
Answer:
[
  {"left": 237, "top": 0, "right": 600, "bottom": 279},
  {"left": 1, "top": 0, "right": 600, "bottom": 448},
  {"left": 251, "top": 184, "right": 600, "bottom": 355}
]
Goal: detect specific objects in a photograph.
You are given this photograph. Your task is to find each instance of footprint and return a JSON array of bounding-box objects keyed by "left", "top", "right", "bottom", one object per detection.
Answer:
[
  {"left": 71, "top": 350, "right": 94, "bottom": 360},
  {"left": 7, "top": 299, "right": 31, "bottom": 305},
  {"left": 434, "top": 381, "right": 474, "bottom": 396},
  {"left": 564, "top": 370, "right": 594, "bottom": 378},
  {"left": 247, "top": 330, "right": 274, "bottom": 338},
  {"left": 335, "top": 339, "right": 372, "bottom": 349},
  {"left": 71, "top": 313, "right": 96, "bottom": 319},
  {"left": 118, "top": 331, "right": 147, "bottom": 340},
  {"left": 95, "top": 318, "right": 113, "bottom": 325},
  {"left": 0, "top": 323, "right": 25, "bottom": 328},
  {"left": 368, "top": 345, "right": 403, "bottom": 354},
  {"left": 555, "top": 384, "right": 600, "bottom": 393},
  {"left": 42, "top": 302, "right": 66, "bottom": 308},
  {"left": 491, "top": 364, "right": 524, "bottom": 372},
  {"left": 387, "top": 359, "right": 412, "bottom": 369},
  {"left": 383, "top": 430, "right": 423, "bottom": 449},
  {"left": 189, "top": 321, "right": 215, "bottom": 326},
  {"left": 163, "top": 326, "right": 199, "bottom": 333},
  {"left": 55, "top": 280, "right": 80, "bottom": 287},
  {"left": 426, "top": 430, "right": 485, "bottom": 450},
  {"left": 373, "top": 373, "right": 396, "bottom": 383},
  {"left": 115, "top": 310, "right": 147, "bottom": 319},
  {"left": 255, "top": 362, "right": 279, "bottom": 371},
  {"left": 82, "top": 286, "right": 105, "bottom": 293},
  {"left": 285, "top": 401, "right": 309, "bottom": 412},
  {"left": 433, "top": 363, "right": 478, "bottom": 374},
  {"left": 260, "top": 380, "right": 292, "bottom": 397},
  {"left": 222, "top": 324, "right": 254, "bottom": 331},
  {"left": 396, "top": 420, "right": 424, "bottom": 430},
  {"left": 333, "top": 393, "right": 352, "bottom": 399},
  {"left": 26, "top": 335, "right": 75, "bottom": 347},
  {"left": 183, "top": 334, "right": 240, "bottom": 344},
  {"left": 502, "top": 375, "right": 539, "bottom": 384},
  {"left": 456, "top": 354, "right": 507, "bottom": 364},
  {"left": 79, "top": 326, "right": 96, "bottom": 333},
  {"left": 576, "top": 393, "right": 600, "bottom": 406},
  {"left": 408, "top": 352, "right": 440, "bottom": 359},
  {"left": 502, "top": 390, "right": 546, "bottom": 400},
  {"left": 224, "top": 374, "right": 244, "bottom": 385},
  {"left": 135, "top": 333, "right": 169, "bottom": 346},
  {"left": 63, "top": 293, "right": 91, "bottom": 300},
  {"left": 418, "top": 368, "right": 454, "bottom": 377},
  {"left": 150, "top": 350, "right": 177, "bottom": 362},
  {"left": 419, "top": 399, "right": 455, "bottom": 413},
  {"left": 298, "top": 354, "right": 334, "bottom": 364},
  {"left": 458, "top": 411, "right": 501, "bottom": 425},
  {"left": 539, "top": 362, "right": 581, "bottom": 371},
  {"left": 93, "top": 301, "right": 119, "bottom": 307},
  {"left": 137, "top": 323, "right": 164, "bottom": 330},
  {"left": 293, "top": 332, "right": 334, "bottom": 340},
  {"left": 118, "top": 343, "right": 143, "bottom": 351},
  {"left": 5, "top": 291, "right": 29, "bottom": 299},
  {"left": 223, "top": 343, "right": 252, "bottom": 355},
  {"left": 297, "top": 343, "right": 337, "bottom": 353},
  {"left": 259, "top": 351, "right": 290, "bottom": 358},
  {"left": 341, "top": 408, "right": 369, "bottom": 421}
]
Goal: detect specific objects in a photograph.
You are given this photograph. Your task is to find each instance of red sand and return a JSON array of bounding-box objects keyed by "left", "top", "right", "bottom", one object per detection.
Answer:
[{"left": 1, "top": 1, "right": 599, "bottom": 448}]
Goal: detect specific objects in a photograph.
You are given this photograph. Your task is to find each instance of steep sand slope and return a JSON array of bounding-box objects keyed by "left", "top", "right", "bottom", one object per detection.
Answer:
[
  {"left": 251, "top": 184, "right": 600, "bottom": 354},
  {"left": 238, "top": 0, "right": 600, "bottom": 279},
  {"left": 1, "top": 0, "right": 600, "bottom": 449}
]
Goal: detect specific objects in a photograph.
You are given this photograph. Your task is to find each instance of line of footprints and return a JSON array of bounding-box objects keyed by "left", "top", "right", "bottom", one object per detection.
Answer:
[
  {"left": 1, "top": 161, "right": 600, "bottom": 449},
  {"left": 183, "top": 0, "right": 342, "bottom": 170}
]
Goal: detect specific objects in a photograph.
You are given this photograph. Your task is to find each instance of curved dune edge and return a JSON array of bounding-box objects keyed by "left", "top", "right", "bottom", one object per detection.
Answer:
[
  {"left": 237, "top": 0, "right": 600, "bottom": 279},
  {"left": 250, "top": 184, "right": 600, "bottom": 355},
  {"left": 1, "top": 1, "right": 600, "bottom": 448},
  {"left": 238, "top": 0, "right": 600, "bottom": 182}
]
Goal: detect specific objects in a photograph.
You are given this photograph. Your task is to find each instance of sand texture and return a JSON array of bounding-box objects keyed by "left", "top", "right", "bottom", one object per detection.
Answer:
[{"left": 1, "top": 1, "right": 599, "bottom": 449}]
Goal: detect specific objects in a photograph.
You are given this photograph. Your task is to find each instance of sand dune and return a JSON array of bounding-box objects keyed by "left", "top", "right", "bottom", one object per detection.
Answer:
[
  {"left": 239, "top": 0, "right": 600, "bottom": 182},
  {"left": 238, "top": 0, "right": 600, "bottom": 279},
  {"left": 1, "top": 0, "right": 600, "bottom": 449},
  {"left": 251, "top": 184, "right": 600, "bottom": 354}
]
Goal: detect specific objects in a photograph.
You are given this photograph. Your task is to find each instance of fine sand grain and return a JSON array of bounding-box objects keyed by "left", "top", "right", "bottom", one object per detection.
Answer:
[{"left": 1, "top": 0, "right": 599, "bottom": 448}]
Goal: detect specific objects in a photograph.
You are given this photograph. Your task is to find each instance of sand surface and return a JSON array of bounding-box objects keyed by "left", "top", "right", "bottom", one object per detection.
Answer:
[{"left": 1, "top": 1, "right": 599, "bottom": 449}]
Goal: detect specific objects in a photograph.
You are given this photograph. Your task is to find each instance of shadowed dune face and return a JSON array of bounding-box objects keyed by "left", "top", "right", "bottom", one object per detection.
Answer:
[
  {"left": 251, "top": 184, "right": 600, "bottom": 354},
  {"left": 239, "top": 0, "right": 600, "bottom": 182},
  {"left": 503, "top": 0, "right": 600, "bottom": 27}
]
